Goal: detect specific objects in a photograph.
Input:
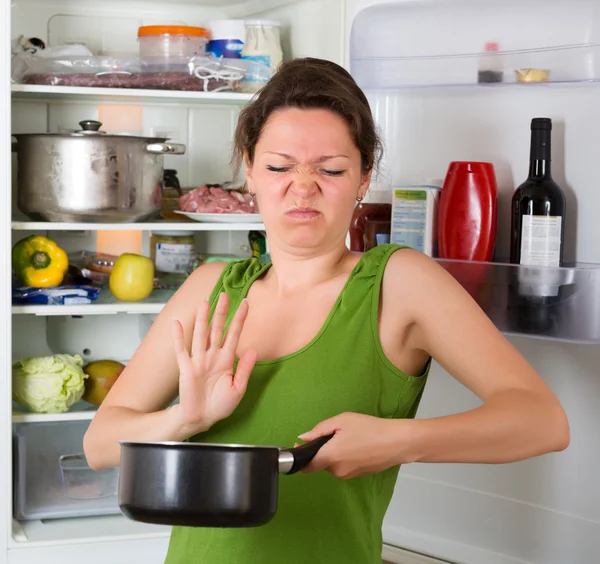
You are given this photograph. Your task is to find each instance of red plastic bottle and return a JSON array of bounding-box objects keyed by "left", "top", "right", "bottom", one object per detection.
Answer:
[{"left": 438, "top": 161, "right": 498, "bottom": 261}]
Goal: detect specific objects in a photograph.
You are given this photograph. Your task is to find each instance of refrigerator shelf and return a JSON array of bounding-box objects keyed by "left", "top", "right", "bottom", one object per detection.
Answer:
[
  {"left": 11, "top": 289, "right": 173, "bottom": 316},
  {"left": 436, "top": 258, "right": 600, "bottom": 344},
  {"left": 10, "top": 255, "right": 600, "bottom": 344},
  {"left": 11, "top": 84, "right": 255, "bottom": 105},
  {"left": 11, "top": 220, "right": 266, "bottom": 232},
  {"left": 351, "top": 43, "right": 600, "bottom": 90},
  {"left": 351, "top": 0, "right": 600, "bottom": 90}
]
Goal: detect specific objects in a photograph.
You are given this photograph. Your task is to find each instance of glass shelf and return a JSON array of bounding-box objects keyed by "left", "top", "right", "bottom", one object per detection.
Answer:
[
  {"left": 435, "top": 259, "right": 600, "bottom": 344},
  {"left": 350, "top": 0, "right": 600, "bottom": 90},
  {"left": 351, "top": 43, "right": 600, "bottom": 90}
]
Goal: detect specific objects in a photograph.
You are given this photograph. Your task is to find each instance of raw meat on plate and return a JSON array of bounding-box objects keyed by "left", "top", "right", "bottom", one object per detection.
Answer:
[{"left": 179, "top": 185, "right": 257, "bottom": 214}]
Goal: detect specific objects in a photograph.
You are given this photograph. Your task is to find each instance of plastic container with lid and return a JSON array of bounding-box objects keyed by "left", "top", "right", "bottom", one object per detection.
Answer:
[
  {"left": 206, "top": 20, "right": 246, "bottom": 59},
  {"left": 349, "top": 181, "right": 392, "bottom": 252},
  {"left": 150, "top": 231, "right": 196, "bottom": 275},
  {"left": 241, "top": 20, "right": 283, "bottom": 92},
  {"left": 138, "top": 25, "right": 210, "bottom": 70}
]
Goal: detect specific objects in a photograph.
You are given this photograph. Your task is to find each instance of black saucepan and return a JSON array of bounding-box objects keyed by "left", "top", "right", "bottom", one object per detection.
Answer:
[{"left": 117, "top": 434, "right": 333, "bottom": 528}]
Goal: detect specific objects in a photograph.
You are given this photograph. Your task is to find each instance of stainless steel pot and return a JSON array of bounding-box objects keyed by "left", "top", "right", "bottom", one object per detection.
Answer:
[{"left": 13, "top": 120, "right": 186, "bottom": 223}]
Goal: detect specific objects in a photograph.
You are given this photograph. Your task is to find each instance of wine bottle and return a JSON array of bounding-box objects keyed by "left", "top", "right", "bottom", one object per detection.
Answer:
[{"left": 510, "top": 117, "right": 566, "bottom": 267}]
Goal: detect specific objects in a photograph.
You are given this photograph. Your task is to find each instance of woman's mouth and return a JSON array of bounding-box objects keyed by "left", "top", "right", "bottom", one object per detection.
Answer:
[{"left": 285, "top": 207, "right": 321, "bottom": 221}]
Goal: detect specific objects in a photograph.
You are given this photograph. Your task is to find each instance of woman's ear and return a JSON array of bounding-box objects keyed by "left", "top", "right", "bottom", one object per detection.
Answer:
[
  {"left": 244, "top": 151, "right": 256, "bottom": 193},
  {"left": 357, "top": 170, "right": 373, "bottom": 200},
  {"left": 244, "top": 151, "right": 253, "bottom": 180}
]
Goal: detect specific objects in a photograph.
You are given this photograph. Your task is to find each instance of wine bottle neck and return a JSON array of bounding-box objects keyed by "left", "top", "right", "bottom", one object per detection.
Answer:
[
  {"left": 529, "top": 129, "right": 552, "bottom": 178},
  {"left": 529, "top": 159, "right": 551, "bottom": 178}
]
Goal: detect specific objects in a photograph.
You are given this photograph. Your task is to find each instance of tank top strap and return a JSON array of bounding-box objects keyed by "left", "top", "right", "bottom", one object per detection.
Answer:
[
  {"left": 207, "top": 258, "right": 270, "bottom": 322},
  {"left": 341, "top": 243, "right": 408, "bottom": 306}
]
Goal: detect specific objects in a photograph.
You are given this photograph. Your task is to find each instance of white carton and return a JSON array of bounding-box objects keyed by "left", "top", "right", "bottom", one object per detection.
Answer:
[{"left": 391, "top": 185, "right": 442, "bottom": 257}]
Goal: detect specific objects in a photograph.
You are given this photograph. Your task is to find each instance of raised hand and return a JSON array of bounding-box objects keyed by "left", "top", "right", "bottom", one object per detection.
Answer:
[{"left": 172, "top": 292, "right": 257, "bottom": 436}]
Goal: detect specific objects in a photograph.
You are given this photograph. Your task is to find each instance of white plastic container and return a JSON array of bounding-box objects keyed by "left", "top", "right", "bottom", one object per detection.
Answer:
[
  {"left": 138, "top": 25, "right": 210, "bottom": 70},
  {"left": 241, "top": 20, "right": 283, "bottom": 92},
  {"left": 206, "top": 20, "right": 246, "bottom": 59},
  {"left": 391, "top": 185, "right": 441, "bottom": 257}
]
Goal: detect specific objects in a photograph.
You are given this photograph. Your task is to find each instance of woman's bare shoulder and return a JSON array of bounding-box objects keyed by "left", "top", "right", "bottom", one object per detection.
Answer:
[{"left": 168, "top": 261, "right": 229, "bottom": 308}]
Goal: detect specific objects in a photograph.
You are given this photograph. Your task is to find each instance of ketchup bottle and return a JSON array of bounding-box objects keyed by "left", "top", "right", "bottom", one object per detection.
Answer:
[
  {"left": 438, "top": 161, "right": 498, "bottom": 261},
  {"left": 349, "top": 181, "right": 392, "bottom": 252}
]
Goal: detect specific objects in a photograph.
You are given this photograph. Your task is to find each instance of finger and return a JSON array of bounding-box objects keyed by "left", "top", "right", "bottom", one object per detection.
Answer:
[
  {"left": 298, "top": 417, "right": 341, "bottom": 442},
  {"left": 191, "top": 299, "right": 210, "bottom": 358},
  {"left": 301, "top": 450, "right": 330, "bottom": 474},
  {"left": 172, "top": 318, "right": 192, "bottom": 372},
  {"left": 172, "top": 318, "right": 187, "bottom": 355},
  {"left": 222, "top": 299, "right": 249, "bottom": 356},
  {"left": 209, "top": 293, "right": 228, "bottom": 348},
  {"left": 232, "top": 348, "right": 258, "bottom": 396}
]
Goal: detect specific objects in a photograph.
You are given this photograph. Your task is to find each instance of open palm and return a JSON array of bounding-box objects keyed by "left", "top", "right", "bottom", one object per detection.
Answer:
[{"left": 172, "top": 292, "right": 257, "bottom": 434}]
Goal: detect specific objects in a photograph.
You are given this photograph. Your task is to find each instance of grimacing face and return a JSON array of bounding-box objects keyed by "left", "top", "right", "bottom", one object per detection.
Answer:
[{"left": 245, "top": 107, "right": 371, "bottom": 253}]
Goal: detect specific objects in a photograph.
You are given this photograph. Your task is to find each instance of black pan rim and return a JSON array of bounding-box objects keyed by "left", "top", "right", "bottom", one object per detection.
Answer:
[{"left": 119, "top": 440, "right": 284, "bottom": 450}]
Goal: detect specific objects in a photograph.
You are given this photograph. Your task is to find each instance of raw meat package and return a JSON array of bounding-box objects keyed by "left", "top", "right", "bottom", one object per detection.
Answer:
[{"left": 14, "top": 55, "right": 270, "bottom": 93}]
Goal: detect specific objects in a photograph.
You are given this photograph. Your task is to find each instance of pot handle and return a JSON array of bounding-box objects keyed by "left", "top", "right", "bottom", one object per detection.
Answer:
[
  {"left": 146, "top": 143, "right": 187, "bottom": 155},
  {"left": 278, "top": 433, "right": 334, "bottom": 475}
]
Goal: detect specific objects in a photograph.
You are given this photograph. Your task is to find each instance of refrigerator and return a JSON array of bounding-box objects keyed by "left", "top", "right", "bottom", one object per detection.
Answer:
[{"left": 2, "top": 0, "right": 599, "bottom": 562}]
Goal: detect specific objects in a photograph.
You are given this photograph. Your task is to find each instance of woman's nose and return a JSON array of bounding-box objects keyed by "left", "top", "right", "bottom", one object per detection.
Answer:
[{"left": 290, "top": 168, "right": 318, "bottom": 198}]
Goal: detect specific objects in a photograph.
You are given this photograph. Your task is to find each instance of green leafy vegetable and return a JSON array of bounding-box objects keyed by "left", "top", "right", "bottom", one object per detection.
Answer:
[{"left": 12, "top": 354, "right": 88, "bottom": 414}]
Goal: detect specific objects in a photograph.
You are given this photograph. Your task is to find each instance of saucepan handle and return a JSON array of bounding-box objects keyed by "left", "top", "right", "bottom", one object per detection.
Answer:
[
  {"left": 278, "top": 433, "right": 335, "bottom": 475},
  {"left": 146, "top": 143, "right": 187, "bottom": 155}
]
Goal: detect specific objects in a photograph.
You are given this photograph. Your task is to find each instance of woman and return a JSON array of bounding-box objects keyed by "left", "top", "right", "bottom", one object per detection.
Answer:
[{"left": 84, "top": 57, "right": 570, "bottom": 564}]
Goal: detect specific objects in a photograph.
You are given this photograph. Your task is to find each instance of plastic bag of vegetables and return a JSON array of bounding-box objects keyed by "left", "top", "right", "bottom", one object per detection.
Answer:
[{"left": 12, "top": 354, "right": 87, "bottom": 414}]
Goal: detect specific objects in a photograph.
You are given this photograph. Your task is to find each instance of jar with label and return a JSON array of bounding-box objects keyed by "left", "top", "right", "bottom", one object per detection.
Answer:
[
  {"left": 241, "top": 20, "right": 283, "bottom": 93},
  {"left": 206, "top": 20, "right": 246, "bottom": 59},
  {"left": 150, "top": 231, "right": 196, "bottom": 278}
]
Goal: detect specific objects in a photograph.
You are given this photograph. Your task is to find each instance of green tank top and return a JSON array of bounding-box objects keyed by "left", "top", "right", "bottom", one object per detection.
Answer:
[{"left": 165, "top": 243, "right": 429, "bottom": 564}]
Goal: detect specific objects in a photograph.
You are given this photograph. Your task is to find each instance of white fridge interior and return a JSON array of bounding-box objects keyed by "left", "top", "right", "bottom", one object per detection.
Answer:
[{"left": 3, "top": 0, "right": 599, "bottom": 563}]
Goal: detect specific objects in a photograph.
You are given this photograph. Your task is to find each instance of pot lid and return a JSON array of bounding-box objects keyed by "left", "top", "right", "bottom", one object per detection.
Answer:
[{"left": 13, "top": 120, "right": 169, "bottom": 142}]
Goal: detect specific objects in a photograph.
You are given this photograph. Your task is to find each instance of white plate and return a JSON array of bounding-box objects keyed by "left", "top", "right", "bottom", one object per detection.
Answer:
[{"left": 175, "top": 211, "right": 263, "bottom": 223}]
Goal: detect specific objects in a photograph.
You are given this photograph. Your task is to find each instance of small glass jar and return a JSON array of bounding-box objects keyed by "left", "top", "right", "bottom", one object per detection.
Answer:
[
  {"left": 160, "top": 169, "right": 183, "bottom": 220},
  {"left": 150, "top": 231, "right": 196, "bottom": 276}
]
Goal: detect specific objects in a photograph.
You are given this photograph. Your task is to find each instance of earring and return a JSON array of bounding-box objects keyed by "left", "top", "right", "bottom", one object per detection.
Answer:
[
  {"left": 356, "top": 196, "right": 363, "bottom": 203},
  {"left": 249, "top": 192, "right": 256, "bottom": 208}
]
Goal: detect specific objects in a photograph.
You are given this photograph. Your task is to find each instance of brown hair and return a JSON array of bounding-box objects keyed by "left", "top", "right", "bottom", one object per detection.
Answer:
[{"left": 232, "top": 57, "right": 383, "bottom": 180}]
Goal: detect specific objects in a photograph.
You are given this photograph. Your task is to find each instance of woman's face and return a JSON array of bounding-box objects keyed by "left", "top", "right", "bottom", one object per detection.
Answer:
[{"left": 245, "top": 107, "right": 371, "bottom": 253}]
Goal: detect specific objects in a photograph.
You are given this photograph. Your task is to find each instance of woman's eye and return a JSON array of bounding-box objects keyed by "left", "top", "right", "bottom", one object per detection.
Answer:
[
  {"left": 323, "top": 169, "right": 345, "bottom": 177},
  {"left": 266, "top": 165, "right": 289, "bottom": 173}
]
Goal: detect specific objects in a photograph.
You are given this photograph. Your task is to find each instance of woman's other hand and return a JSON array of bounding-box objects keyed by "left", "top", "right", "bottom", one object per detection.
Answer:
[{"left": 297, "top": 413, "right": 410, "bottom": 479}]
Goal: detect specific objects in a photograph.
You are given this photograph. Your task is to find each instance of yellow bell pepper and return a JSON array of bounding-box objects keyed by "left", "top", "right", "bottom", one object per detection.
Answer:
[{"left": 12, "top": 235, "right": 69, "bottom": 287}]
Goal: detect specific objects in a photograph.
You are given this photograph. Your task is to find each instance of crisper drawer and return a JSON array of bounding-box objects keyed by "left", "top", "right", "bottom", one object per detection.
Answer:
[{"left": 13, "top": 420, "right": 121, "bottom": 520}]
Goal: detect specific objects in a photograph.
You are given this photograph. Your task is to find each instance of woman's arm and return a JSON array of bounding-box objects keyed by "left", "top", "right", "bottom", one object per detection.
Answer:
[
  {"left": 83, "top": 262, "right": 227, "bottom": 470},
  {"left": 301, "top": 249, "right": 569, "bottom": 479},
  {"left": 383, "top": 249, "right": 570, "bottom": 464}
]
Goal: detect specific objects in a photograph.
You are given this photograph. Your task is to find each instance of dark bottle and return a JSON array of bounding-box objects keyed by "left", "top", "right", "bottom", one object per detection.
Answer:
[{"left": 510, "top": 118, "right": 566, "bottom": 267}]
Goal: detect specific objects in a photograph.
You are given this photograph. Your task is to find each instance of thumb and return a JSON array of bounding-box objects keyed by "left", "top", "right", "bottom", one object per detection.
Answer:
[
  {"left": 233, "top": 348, "right": 257, "bottom": 395},
  {"left": 298, "top": 416, "right": 341, "bottom": 442}
]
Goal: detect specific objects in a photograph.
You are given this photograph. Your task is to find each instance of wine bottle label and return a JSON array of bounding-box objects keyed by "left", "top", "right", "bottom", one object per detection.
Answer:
[{"left": 519, "top": 215, "right": 562, "bottom": 267}]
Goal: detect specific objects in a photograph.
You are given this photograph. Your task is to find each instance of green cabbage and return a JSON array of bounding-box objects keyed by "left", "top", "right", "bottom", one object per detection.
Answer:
[{"left": 12, "top": 354, "right": 88, "bottom": 414}]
